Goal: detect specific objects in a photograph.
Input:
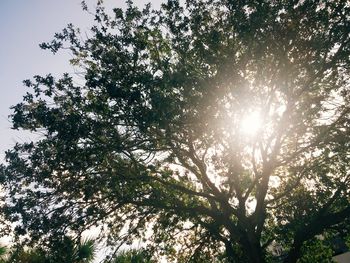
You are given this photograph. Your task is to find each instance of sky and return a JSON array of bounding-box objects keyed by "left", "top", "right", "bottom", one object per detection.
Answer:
[{"left": 0, "top": 0, "right": 161, "bottom": 162}]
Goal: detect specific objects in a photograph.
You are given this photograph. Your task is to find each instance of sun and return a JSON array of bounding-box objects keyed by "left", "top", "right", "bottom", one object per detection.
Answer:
[{"left": 240, "top": 111, "right": 262, "bottom": 136}]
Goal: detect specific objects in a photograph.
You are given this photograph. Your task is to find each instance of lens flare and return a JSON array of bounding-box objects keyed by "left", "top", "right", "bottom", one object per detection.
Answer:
[{"left": 240, "top": 111, "right": 262, "bottom": 136}]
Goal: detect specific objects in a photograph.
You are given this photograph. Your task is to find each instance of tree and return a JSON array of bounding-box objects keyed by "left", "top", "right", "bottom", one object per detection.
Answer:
[
  {"left": 0, "top": 246, "right": 8, "bottom": 263},
  {"left": 107, "top": 248, "right": 154, "bottom": 263},
  {"left": 4, "top": 247, "right": 47, "bottom": 263},
  {"left": 0, "top": 237, "right": 96, "bottom": 263},
  {"left": 1, "top": 0, "right": 350, "bottom": 262}
]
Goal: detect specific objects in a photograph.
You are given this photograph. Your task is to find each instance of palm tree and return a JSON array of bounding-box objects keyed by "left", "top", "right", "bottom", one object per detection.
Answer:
[
  {"left": 74, "top": 239, "right": 96, "bottom": 263},
  {"left": 48, "top": 237, "right": 97, "bottom": 263}
]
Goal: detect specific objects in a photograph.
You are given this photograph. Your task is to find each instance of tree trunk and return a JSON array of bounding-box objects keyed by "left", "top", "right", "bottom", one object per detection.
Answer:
[
  {"left": 225, "top": 241, "right": 237, "bottom": 263},
  {"left": 226, "top": 235, "right": 265, "bottom": 263},
  {"left": 283, "top": 242, "right": 302, "bottom": 263},
  {"left": 244, "top": 242, "right": 265, "bottom": 263}
]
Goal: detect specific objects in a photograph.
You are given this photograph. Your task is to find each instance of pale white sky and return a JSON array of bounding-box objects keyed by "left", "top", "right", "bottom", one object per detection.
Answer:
[{"left": 0, "top": 0, "right": 161, "bottom": 162}]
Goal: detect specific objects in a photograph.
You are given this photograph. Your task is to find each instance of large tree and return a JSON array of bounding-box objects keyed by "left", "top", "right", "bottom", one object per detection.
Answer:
[{"left": 1, "top": 0, "right": 350, "bottom": 262}]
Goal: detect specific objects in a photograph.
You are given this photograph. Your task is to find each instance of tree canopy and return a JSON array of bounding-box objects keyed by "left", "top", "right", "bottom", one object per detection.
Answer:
[{"left": 1, "top": 0, "right": 350, "bottom": 262}]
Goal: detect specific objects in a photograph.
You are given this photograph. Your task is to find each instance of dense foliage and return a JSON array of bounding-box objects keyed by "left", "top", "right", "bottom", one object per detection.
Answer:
[
  {"left": 1, "top": 0, "right": 350, "bottom": 262},
  {"left": 0, "top": 238, "right": 96, "bottom": 263}
]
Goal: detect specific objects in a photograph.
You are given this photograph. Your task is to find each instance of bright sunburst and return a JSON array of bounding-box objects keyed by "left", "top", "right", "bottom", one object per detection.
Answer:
[{"left": 240, "top": 111, "right": 262, "bottom": 136}]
